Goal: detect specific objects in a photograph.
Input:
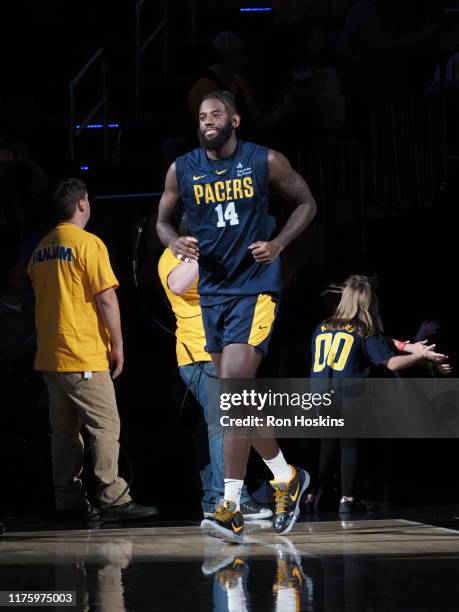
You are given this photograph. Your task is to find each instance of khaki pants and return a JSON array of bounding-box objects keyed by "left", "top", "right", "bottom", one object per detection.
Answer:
[{"left": 42, "top": 371, "right": 132, "bottom": 509}]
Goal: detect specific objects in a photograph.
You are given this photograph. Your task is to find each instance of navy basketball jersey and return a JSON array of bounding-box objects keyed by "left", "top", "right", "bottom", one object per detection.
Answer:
[
  {"left": 175, "top": 140, "right": 281, "bottom": 304},
  {"left": 310, "top": 323, "right": 395, "bottom": 378}
]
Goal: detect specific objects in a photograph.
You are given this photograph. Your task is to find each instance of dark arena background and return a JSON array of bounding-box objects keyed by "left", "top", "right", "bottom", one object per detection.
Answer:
[{"left": 1, "top": 1, "right": 459, "bottom": 610}]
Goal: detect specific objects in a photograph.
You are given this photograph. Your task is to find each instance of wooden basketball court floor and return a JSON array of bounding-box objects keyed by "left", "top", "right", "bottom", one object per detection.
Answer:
[{"left": 1, "top": 514, "right": 458, "bottom": 610}]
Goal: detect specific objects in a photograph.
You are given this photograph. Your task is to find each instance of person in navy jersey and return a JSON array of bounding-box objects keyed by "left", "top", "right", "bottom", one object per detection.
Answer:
[
  {"left": 157, "top": 91, "right": 317, "bottom": 542},
  {"left": 311, "top": 321, "right": 395, "bottom": 379},
  {"left": 307, "top": 275, "right": 448, "bottom": 514},
  {"left": 174, "top": 138, "right": 280, "bottom": 302}
]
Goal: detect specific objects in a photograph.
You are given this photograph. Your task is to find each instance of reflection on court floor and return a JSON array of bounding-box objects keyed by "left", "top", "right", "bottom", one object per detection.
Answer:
[{"left": 0, "top": 518, "right": 458, "bottom": 611}]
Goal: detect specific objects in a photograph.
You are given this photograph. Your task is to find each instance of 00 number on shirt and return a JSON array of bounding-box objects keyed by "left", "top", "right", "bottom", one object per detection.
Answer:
[{"left": 313, "top": 332, "right": 355, "bottom": 372}]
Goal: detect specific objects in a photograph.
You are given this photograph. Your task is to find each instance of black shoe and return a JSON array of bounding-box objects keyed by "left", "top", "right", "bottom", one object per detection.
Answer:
[
  {"left": 302, "top": 493, "right": 320, "bottom": 514},
  {"left": 201, "top": 500, "right": 244, "bottom": 544},
  {"left": 270, "top": 466, "right": 310, "bottom": 535},
  {"left": 359, "top": 498, "right": 376, "bottom": 512},
  {"left": 204, "top": 499, "right": 272, "bottom": 520},
  {"left": 338, "top": 497, "right": 354, "bottom": 514},
  {"left": 240, "top": 499, "right": 273, "bottom": 520},
  {"left": 360, "top": 496, "right": 390, "bottom": 512},
  {"left": 56, "top": 505, "right": 100, "bottom": 522},
  {"left": 101, "top": 502, "right": 159, "bottom": 522}
]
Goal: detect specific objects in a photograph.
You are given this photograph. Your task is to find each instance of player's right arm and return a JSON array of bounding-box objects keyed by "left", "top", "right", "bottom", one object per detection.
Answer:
[{"left": 156, "top": 163, "right": 199, "bottom": 260}]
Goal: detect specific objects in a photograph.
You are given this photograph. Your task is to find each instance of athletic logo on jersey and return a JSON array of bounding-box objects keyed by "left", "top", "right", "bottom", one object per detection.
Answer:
[
  {"left": 215, "top": 169, "right": 228, "bottom": 175},
  {"left": 237, "top": 166, "right": 253, "bottom": 177},
  {"left": 193, "top": 174, "right": 207, "bottom": 180}
]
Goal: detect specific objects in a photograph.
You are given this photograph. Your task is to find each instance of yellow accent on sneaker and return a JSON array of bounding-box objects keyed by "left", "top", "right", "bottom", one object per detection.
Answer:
[
  {"left": 270, "top": 465, "right": 296, "bottom": 487},
  {"left": 270, "top": 466, "right": 298, "bottom": 514},
  {"left": 290, "top": 482, "right": 300, "bottom": 503},
  {"left": 215, "top": 501, "right": 236, "bottom": 523}
]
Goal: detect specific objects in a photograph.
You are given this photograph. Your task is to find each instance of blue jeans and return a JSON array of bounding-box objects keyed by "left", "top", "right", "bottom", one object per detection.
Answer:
[{"left": 179, "top": 361, "right": 250, "bottom": 512}]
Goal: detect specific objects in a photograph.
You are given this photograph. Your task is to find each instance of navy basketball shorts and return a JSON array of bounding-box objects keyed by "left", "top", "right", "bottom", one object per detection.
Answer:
[{"left": 201, "top": 293, "right": 279, "bottom": 355}]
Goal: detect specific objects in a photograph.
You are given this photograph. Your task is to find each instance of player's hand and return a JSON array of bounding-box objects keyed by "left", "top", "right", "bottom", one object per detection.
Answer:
[
  {"left": 110, "top": 345, "right": 124, "bottom": 379},
  {"left": 436, "top": 363, "right": 453, "bottom": 375},
  {"left": 171, "top": 236, "right": 199, "bottom": 261},
  {"left": 248, "top": 240, "right": 283, "bottom": 264},
  {"left": 408, "top": 340, "right": 431, "bottom": 355},
  {"left": 420, "top": 342, "right": 448, "bottom": 363},
  {"left": 409, "top": 339, "right": 445, "bottom": 358}
]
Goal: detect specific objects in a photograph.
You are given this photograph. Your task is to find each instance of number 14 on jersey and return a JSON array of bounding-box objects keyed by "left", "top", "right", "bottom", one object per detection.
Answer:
[{"left": 215, "top": 202, "right": 239, "bottom": 228}]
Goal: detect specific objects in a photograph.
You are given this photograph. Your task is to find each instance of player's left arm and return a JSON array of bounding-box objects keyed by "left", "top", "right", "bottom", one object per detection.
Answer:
[{"left": 248, "top": 149, "right": 317, "bottom": 264}]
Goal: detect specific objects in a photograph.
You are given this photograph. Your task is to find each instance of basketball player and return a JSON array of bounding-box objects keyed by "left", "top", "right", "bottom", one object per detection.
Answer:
[{"left": 157, "top": 91, "right": 317, "bottom": 543}]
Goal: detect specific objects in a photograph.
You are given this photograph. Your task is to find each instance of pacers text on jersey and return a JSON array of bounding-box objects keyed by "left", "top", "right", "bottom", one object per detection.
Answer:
[{"left": 193, "top": 177, "right": 254, "bottom": 205}]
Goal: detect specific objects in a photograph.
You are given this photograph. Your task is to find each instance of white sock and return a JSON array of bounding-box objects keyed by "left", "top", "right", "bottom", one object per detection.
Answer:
[
  {"left": 224, "top": 479, "right": 243, "bottom": 510},
  {"left": 264, "top": 450, "right": 293, "bottom": 483},
  {"left": 275, "top": 587, "right": 299, "bottom": 612}
]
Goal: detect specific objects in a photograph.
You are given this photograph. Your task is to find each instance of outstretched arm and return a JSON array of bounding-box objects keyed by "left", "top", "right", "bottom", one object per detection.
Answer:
[
  {"left": 248, "top": 149, "right": 317, "bottom": 264},
  {"left": 156, "top": 163, "right": 199, "bottom": 260},
  {"left": 383, "top": 343, "right": 448, "bottom": 372}
]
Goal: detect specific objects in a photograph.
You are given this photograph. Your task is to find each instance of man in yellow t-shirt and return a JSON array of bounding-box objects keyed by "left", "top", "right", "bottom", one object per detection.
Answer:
[
  {"left": 158, "top": 244, "right": 272, "bottom": 520},
  {"left": 28, "top": 178, "right": 157, "bottom": 522}
]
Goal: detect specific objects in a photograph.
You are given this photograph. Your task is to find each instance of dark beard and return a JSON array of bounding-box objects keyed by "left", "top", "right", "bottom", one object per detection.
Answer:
[{"left": 199, "top": 119, "right": 233, "bottom": 151}]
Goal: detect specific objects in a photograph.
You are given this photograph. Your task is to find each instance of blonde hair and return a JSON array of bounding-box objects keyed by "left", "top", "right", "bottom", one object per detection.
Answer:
[{"left": 325, "top": 275, "right": 378, "bottom": 337}]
